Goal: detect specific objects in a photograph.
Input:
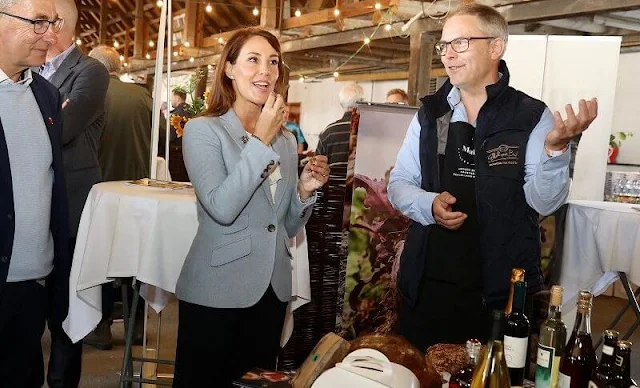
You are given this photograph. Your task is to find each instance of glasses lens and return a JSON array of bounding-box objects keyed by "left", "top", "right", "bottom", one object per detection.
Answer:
[
  {"left": 34, "top": 20, "right": 48, "bottom": 34},
  {"left": 451, "top": 38, "right": 469, "bottom": 53}
]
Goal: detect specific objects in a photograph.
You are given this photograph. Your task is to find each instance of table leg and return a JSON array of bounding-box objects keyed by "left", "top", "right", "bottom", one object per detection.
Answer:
[
  {"left": 119, "top": 280, "right": 140, "bottom": 388},
  {"left": 595, "top": 277, "right": 640, "bottom": 348},
  {"left": 619, "top": 272, "right": 640, "bottom": 340}
]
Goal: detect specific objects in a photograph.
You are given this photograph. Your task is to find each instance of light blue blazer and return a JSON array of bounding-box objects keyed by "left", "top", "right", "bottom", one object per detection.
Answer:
[{"left": 175, "top": 109, "right": 316, "bottom": 308}]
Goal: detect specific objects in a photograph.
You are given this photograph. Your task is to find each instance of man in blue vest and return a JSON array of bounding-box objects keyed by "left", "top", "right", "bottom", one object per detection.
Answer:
[
  {"left": 0, "top": 0, "right": 71, "bottom": 385},
  {"left": 388, "top": 3, "right": 597, "bottom": 351}
]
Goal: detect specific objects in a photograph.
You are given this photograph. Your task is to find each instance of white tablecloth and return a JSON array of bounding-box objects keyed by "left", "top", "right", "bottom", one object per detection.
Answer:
[
  {"left": 560, "top": 200, "right": 640, "bottom": 331},
  {"left": 63, "top": 181, "right": 310, "bottom": 344}
]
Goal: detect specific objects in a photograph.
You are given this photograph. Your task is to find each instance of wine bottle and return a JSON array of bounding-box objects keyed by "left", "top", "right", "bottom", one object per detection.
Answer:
[
  {"left": 611, "top": 340, "right": 637, "bottom": 388},
  {"left": 471, "top": 310, "right": 511, "bottom": 388},
  {"left": 536, "top": 285, "right": 567, "bottom": 388},
  {"left": 589, "top": 330, "right": 619, "bottom": 387},
  {"left": 450, "top": 339, "right": 482, "bottom": 388},
  {"left": 504, "top": 281, "right": 530, "bottom": 387},
  {"left": 558, "top": 290, "right": 597, "bottom": 388},
  {"left": 504, "top": 268, "right": 525, "bottom": 316}
]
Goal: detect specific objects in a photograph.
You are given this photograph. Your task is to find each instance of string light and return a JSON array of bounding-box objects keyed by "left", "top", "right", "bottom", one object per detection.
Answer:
[
  {"left": 145, "top": 53, "right": 151, "bottom": 59},
  {"left": 252, "top": 7, "right": 259, "bottom": 16},
  {"left": 113, "top": 40, "right": 120, "bottom": 48},
  {"left": 173, "top": 51, "right": 178, "bottom": 57},
  {"left": 295, "top": 8, "right": 301, "bottom": 17},
  {"left": 205, "top": 3, "right": 213, "bottom": 12},
  {"left": 148, "top": 40, "right": 155, "bottom": 47},
  {"left": 184, "top": 41, "right": 191, "bottom": 47},
  {"left": 75, "top": 38, "right": 82, "bottom": 45},
  {"left": 207, "top": 64, "right": 213, "bottom": 70},
  {"left": 218, "top": 37, "right": 224, "bottom": 44},
  {"left": 384, "top": 23, "right": 392, "bottom": 31},
  {"left": 364, "top": 37, "right": 371, "bottom": 44},
  {"left": 156, "top": 0, "right": 163, "bottom": 7},
  {"left": 189, "top": 57, "right": 195, "bottom": 63},
  {"left": 333, "top": 8, "right": 340, "bottom": 16},
  {"left": 333, "top": 71, "right": 339, "bottom": 78},
  {"left": 123, "top": 62, "right": 129, "bottom": 67},
  {"left": 374, "top": 2, "right": 381, "bottom": 10},
  {"left": 119, "top": 55, "right": 124, "bottom": 61}
]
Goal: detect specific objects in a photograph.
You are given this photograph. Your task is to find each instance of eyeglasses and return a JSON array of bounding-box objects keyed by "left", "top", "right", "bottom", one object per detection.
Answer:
[
  {"left": 0, "top": 11, "right": 64, "bottom": 34},
  {"left": 435, "top": 37, "right": 496, "bottom": 56}
]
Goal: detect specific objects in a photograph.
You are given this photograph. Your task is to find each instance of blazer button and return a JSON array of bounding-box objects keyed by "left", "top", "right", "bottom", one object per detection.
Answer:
[
  {"left": 267, "top": 224, "right": 275, "bottom": 232},
  {"left": 0, "top": 256, "right": 7, "bottom": 264}
]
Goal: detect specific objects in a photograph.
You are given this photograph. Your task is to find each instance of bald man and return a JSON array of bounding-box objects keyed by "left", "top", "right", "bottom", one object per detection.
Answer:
[{"left": 39, "top": 0, "right": 109, "bottom": 386}]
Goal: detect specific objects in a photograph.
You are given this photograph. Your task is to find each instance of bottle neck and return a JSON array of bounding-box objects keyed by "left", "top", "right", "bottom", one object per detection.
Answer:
[
  {"left": 548, "top": 304, "right": 562, "bottom": 320},
  {"left": 573, "top": 308, "right": 592, "bottom": 335}
]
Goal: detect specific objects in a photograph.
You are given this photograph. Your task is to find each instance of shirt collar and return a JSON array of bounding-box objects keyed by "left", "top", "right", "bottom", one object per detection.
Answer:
[
  {"left": 446, "top": 71, "right": 505, "bottom": 110},
  {"left": 0, "top": 68, "right": 33, "bottom": 85},
  {"left": 43, "top": 43, "right": 76, "bottom": 76}
]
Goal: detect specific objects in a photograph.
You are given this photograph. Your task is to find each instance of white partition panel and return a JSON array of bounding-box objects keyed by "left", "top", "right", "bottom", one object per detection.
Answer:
[{"left": 503, "top": 35, "right": 547, "bottom": 99}]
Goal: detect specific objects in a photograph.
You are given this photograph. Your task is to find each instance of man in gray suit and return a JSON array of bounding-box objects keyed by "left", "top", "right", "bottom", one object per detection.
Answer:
[{"left": 40, "top": 0, "right": 109, "bottom": 385}]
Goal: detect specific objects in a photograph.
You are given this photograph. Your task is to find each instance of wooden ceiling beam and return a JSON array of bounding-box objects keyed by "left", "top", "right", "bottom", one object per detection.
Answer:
[{"left": 282, "top": 0, "right": 399, "bottom": 29}]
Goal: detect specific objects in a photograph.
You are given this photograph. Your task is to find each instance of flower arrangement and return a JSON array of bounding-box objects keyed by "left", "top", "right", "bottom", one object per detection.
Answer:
[
  {"left": 170, "top": 69, "right": 209, "bottom": 138},
  {"left": 608, "top": 131, "right": 634, "bottom": 164}
]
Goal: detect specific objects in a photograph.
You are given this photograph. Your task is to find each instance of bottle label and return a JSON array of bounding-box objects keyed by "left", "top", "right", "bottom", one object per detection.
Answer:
[
  {"left": 504, "top": 335, "right": 528, "bottom": 368},
  {"left": 602, "top": 344, "right": 614, "bottom": 356},
  {"left": 558, "top": 372, "right": 571, "bottom": 388},
  {"left": 536, "top": 344, "right": 561, "bottom": 388}
]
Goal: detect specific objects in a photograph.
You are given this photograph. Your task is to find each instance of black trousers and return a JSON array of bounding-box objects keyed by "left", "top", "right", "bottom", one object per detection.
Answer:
[
  {"left": 173, "top": 286, "right": 287, "bottom": 388},
  {"left": 0, "top": 280, "right": 48, "bottom": 388},
  {"left": 47, "top": 239, "right": 83, "bottom": 388}
]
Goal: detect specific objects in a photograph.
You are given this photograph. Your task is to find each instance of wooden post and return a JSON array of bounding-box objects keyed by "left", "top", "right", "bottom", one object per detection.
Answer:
[
  {"left": 124, "top": 28, "right": 130, "bottom": 63},
  {"left": 183, "top": 0, "right": 199, "bottom": 47},
  {"left": 260, "top": 0, "right": 278, "bottom": 29},
  {"left": 194, "top": 66, "right": 208, "bottom": 99},
  {"left": 133, "top": 0, "right": 145, "bottom": 58},
  {"left": 99, "top": 0, "right": 108, "bottom": 44},
  {"left": 407, "top": 31, "right": 434, "bottom": 106}
]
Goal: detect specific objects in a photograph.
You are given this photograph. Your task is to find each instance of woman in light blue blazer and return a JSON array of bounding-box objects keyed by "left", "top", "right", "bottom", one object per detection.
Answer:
[{"left": 173, "top": 28, "right": 330, "bottom": 387}]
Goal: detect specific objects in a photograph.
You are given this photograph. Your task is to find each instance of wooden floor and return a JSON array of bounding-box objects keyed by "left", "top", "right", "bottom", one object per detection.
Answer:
[{"left": 41, "top": 294, "right": 640, "bottom": 387}]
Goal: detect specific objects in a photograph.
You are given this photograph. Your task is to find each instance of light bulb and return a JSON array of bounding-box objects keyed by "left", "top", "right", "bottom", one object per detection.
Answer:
[
  {"left": 364, "top": 37, "right": 371, "bottom": 44},
  {"left": 333, "top": 71, "right": 339, "bottom": 78},
  {"left": 374, "top": 2, "right": 381, "bottom": 10},
  {"left": 184, "top": 41, "right": 190, "bottom": 47},
  {"left": 148, "top": 40, "right": 155, "bottom": 47},
  {"left": 207, "top": 64, "right": 213, "bottom": 70},
  {"left": 333, "top": 8, "right": 340, "bottom": 16},
  {"left": 123, "top": 62, "right": 128, "bottom": 67},
  {"left": 173, "top": 51, "right": 178, "bottom": 57},
  {"left": 252, "top": 7, "right": 259, "bottom": 16},
  {"left": 384, "top": 23, "right": 392, "bottom": 31},
  {"left": 189, "top": 57, "right": 195, "bottom": 63},
  {"left": 205, "top": 4, "right": 213, "bottom": 12},
  {"left": 295, "top": 9, "right": 301, "bottom": 17},
  {"left": 218, "top": 37, "right": 224, "bottom": 44},
  {"left": 119, "top": 55, "right": 124, "bottom": 61},
  {"left": 156, "top": 0, "right": 163, "bottom": 7},
  {"left": 113, "top": 40, "right": 119, "bottom": 48},
  {"left": 145, "top": 53, "right": 151, "bottom": 59},
  {"left": 75, "top": 38, "right": 82, "bottom": 45}
]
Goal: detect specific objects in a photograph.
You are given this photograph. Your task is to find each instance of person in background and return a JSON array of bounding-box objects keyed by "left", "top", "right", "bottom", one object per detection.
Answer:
[
  {"left": 170, "top": 88, "right": 191, "bottom": 118},
  {"left": 0, "top": 0, "right": 71, "bottom": 385},
  {"left": 387, "top": 3, "right": 597, "bottom": 351},
  {"left": 173, "top": 27, "right": 329, "bottom": 387},
  {"left": 315, "top": 82, "right": 364, "bottom": 177},
  {"left": 283, "top": 104, "right": 306, "bottom": 154},
  {"left": 386, "top": 88, "right": 409, "bottom": 104},
  {"left": 40, "top": 0, "right": 109, "bottom": 385}
]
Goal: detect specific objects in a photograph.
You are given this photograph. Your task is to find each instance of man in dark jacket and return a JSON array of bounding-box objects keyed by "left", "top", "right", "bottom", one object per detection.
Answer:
[
  {"left": 387, "top": 3, "right": 598, "bottom": 351},
  {"left": 0, "top": 0, "right": 71, "bottom": 385}
]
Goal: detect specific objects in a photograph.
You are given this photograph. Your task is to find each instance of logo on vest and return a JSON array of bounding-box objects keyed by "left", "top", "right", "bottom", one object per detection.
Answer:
[{"left": 487, "top": 144, "right": 519, "bottom": 166}]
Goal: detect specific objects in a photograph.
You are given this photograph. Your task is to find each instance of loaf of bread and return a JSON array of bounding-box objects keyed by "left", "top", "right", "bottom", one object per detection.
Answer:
[{"left": 425, "top": 343, "right": 470, "bottom": 375}]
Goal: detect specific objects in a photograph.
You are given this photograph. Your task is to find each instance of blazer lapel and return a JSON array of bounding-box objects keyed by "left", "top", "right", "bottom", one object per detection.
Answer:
[
  {"left": 219, "top": 110, "right": 275, "bottom": 207},
  {"left": 273, "top": 133, "right": 291, "bottom": 210},
  {"left": 48, "top": 47, "right": 82, "bottom": 88}
]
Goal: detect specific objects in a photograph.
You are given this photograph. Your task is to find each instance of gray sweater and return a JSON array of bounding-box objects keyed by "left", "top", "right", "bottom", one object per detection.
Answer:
[{"left": 0, "top": 73, "right": 54, "bottom": 281}]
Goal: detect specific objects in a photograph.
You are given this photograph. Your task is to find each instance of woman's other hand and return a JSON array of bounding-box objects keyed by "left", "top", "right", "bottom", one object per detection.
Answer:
[{"left": 298, "top": 155, "right": 329, "bottom": 200}]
